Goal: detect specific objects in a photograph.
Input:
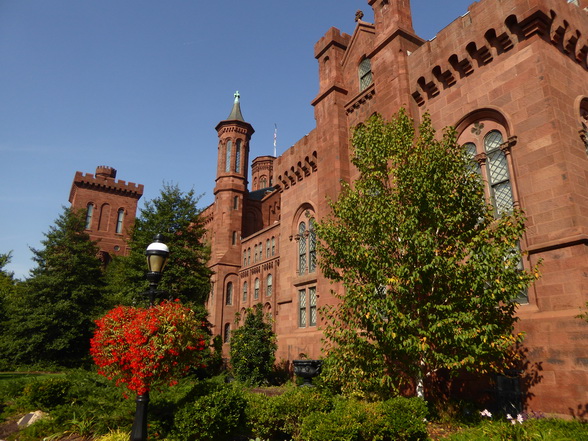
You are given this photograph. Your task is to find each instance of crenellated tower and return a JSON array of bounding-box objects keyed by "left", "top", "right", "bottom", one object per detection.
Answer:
[{"left": 69, "top": 165, "right": 143, "bottom": 262}]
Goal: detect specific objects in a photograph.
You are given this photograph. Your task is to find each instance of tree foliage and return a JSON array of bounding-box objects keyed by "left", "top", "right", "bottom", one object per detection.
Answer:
[
  {"left": 0, "top": 208, "right": 106, "bottom": 367},
  {"left": 316, "top": 110, "right": 538, "bottom": 399},
  {"left": 105, "top": 183, "right": 212, "bottom": 308},
  {"left": 229, "top": 304, "right": 277, "bottom": 385}
]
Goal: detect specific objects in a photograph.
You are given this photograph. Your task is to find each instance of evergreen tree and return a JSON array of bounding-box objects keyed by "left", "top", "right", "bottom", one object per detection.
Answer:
[
  {"left": 105, "top": 183, "right": 212, "bottom": 308},
  {"left": 316, "top": 111, "right": 538, "bottom": 399},
  {"left": 0, "top": 208, "right": 106, "bottom": 368},
  {"left": 229, "top": 304, "right": 277, "bottom": 385}
]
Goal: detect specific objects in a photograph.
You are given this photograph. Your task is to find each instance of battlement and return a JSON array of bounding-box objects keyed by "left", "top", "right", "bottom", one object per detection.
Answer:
[
  {"left": 409, "top": 0, "right": 588, "bottom": 106},
  {"left": 72, "top": 169, "right": 144, "bottom": 197},
  {"left": 314, "top": 27, "right": 351, "bottom": 59}
]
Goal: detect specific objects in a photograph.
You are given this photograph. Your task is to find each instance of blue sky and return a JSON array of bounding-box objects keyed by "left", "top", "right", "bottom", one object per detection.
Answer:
[{"left": 1, "top": 0, "right": 474, "bottom": 279}]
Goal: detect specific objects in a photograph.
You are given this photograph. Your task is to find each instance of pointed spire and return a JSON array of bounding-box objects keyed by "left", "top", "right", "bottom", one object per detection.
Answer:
[{"left": 227, "top": 91, "right": 244, "bottom": 121}]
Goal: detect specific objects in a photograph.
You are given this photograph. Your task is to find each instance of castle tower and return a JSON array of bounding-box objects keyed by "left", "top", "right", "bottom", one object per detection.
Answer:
[
  {"left": 208, "top": 93, "right": 254, "bottom": 339},
  {"left": 69, "top": 165, "right": 144, "bottom": 262},
  {"left": 251, "top": 156, "right": 275, "bottom": 191}
]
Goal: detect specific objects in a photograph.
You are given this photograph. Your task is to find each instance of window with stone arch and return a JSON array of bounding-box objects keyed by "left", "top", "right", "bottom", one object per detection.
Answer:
[
  {"left": 358, "top": 57, "right": 373, "bottom": 92},
  {"left": 254, "top": 278, "right": 260, "bottom": 300},
  {"left": 115, "top": 208, "right": 124, "bottom": 234},
  {"left": 225, "top": 281, "right": 233, "bottom": 305},
  {"left": 266, "top": 274, "right": 273, "bottom": 297},
  {"left": 235, "top": 139, "right": 241, "bottom": 173},
  {"left": 223, "top": 323, "right": 231, "bottom": 343},
  {"left": 456, "top": 110, "right": 518, "bottom": 217},
  {"left": 85, "top": 203, "right": 94, "bottom": 230},
  {"left": 266, "top": 239, "right": 270, "bottom": 258},
  {"left": 242, "top": 281, "right": 248, "bottom": 302},
  {"left": 225, "top": 140, "right": 232, "bottom": 172},
  {"left": 294, "top": 205, "right": 317, "bottom": 276}
]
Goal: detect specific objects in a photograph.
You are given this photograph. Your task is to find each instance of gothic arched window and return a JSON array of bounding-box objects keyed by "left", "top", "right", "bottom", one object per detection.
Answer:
[
  {"left": 242, "top": 282, "right": 248, "bottom": 302},
  {"left": 266, "top": 274, "right": 273, "bottom": 297},
  {"left": 235, "top": 139, "right": 241, "bottom": 173},
  {"left": 115, "top": 208, "right": 124, "bottom": 234},
  {"left": 225, "top": 282, "right": 233, "bottom": 305},
  {"left": 223, "top": 323, "right": 231, "bottom": 343},
  {"left": 225, "top": 140, "right": 232, "bottom": 172},
  {"left": 457, "top": 116, "right": 516, "bottom": 217},
  {"left": 254, "top": 278, "right": 260, "bottom": 300},
  {"left": 309, "top": 219, "right": 317, "bottom": 273},
  {"left": 298, "top": 222, "right": 307, "bottom": 275},
  {"left": 85, "top": 203, "right": 94, "bottom": 230}
]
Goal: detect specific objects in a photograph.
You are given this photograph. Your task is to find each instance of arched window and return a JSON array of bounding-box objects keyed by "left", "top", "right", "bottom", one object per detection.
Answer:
[
  {"left": 579, "top": 98, "right": 588, "bottom": 154},
  {"left": 260, "top": 177, "right": 267, "bottom": 188},
  {"left": 254, "top": 245, "right": 258, "bottom": 263},
  {"left": 247, "top": 248, "right": 251, "bottom": 265},
  {"left": 85, "top": 203, "right": 94, "bottom": 230},
  {"left": 98, "top": 203, "right": 110, "bottom": 231},
  {"left": 309, "top": 219, "right": 317, "bottom": 273},
  {"left": 242, "top": 282, "right": 248, "bottom": 302},
  {"left": 259, "top": 242, "right": 263, "bottom": 260},
  {"left": 243, "top": 250, "right": 247, "bottom": 267},
  {"left": 225, "top": 140, "right": 232, "bottom": 172},
  {"left": 115, "top": 208, "right": 124, "bottom": 234},
  {"left": 223, "top": 323, "right": 231, "bottom": 343},
  {"left": 358, "top": 58, "right": 372, "bottom": 92},
  {"left": 266, "top": 239, "right": 270, "bottom": 258},
  {"left": 235, "top": 139, "right": 241, "bottom": 173},
  {"left": 266, "top": 274, "right": 273, "bottom": 297},
  {"left": 271, "top": 237, "right": 275, "bottom": 256},
  {"left": 225, "top": 282, "right": 233, "bottom": 305},
  {"left": 254, "top": 278, "right": 260, "bottom": 300},
  {"left": 457, "top": 115, "right": 515, "bottom": 217},
  {"left": 298, "top": 222, "right": 307, "bottom": 275},
  {"left": 232, "top": 231, "right": 237, "bottom": 245}
]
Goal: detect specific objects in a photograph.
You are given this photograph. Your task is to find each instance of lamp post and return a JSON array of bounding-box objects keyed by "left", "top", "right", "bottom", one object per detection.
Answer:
[{"left": 130, "top": 234, "right": 169, "bottom": 441}]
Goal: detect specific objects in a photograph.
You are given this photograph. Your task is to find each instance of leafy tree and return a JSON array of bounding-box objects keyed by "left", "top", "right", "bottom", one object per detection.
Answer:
[
  {"left": 229, "top": 304, "right": 277, "bottom": 385},
  {"left": 0, "top": 252, "right": 17, "bottom": 369},
  {"left": 105, "top": 183, "right": 212, "bottom": 308},
  {"left": 316, "top": 110, "right": 538, "bottom": 399},
  {"left": 0, "top": 208, "right": 106, "bottom": 367}
]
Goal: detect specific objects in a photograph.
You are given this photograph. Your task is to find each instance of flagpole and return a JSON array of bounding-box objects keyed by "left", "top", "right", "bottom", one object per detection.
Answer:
[{"left": 273, "top": 124, "right": 277, "bottom": 157}]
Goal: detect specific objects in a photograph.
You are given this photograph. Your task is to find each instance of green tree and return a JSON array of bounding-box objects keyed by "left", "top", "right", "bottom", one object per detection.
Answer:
[
  {"left": 229, "top": 304, "right": 277, "bottom": 385},
  {"left": 105, "top": 183, "right": 212, "bottom": 308},
  {"left": 0, "top": 208, "right": 106, "bottom": 367},
  {"left": 316, "top": 110, "right": 538, "bottom": 399}
]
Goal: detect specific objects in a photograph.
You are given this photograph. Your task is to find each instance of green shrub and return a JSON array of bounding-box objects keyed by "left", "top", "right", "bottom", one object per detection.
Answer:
[
  {"left": 170, "top": 384, "right": 248, "bottom": 441},
  {"left": 20, "top": 377, "right": 73, "bottom": 410},
  {"left": 247, "top": 385, "right": 334, "bottom": 441},
  {"left": 299, "top": 396, "right": 428, "bottom": 441}
]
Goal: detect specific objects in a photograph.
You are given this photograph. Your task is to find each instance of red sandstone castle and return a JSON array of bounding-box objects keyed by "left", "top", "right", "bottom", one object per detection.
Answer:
[
  {"left": 69, "top": 165, "right": 144, "bottom": 262},
  {"left": 203, "top": 0, "right": 588, "bottom": 415}
]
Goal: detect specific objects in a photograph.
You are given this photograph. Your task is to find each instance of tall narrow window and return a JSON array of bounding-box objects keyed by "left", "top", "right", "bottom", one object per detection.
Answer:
[
  {"left": 85, "top": 203, "right": 94, "bottom": 229},
  {"left": 309, "top": 219, "right": 317, "bottom": 273},
  {"left": 224, "top": 323, "right": 231, "bottom": 343},
  {"left": 235, "top": 140, "right": 241, "bottom": 173},
  {"left": 260, "top": 177, "right": 267, "bottom": 188},
  {"left": 259, "top": 242, "right": 263, "bottom": 260},
  {"left": 254, "top": 278, "right": 260, "bottom": 300},
  {"left": 98, "top": 204, "right": 110, "bottom": 231},
  {"left": 242, "top": 282, "right": 248, "bottom": 302},
  {"left": 232, "top": 231, "right": 237, "bottom": 245},
  {"left": 298, "top": 222, "right": 307, "bottom": 275},
  {"left": 266, "top": 274, "right": 273, "bottom": 297},
  {"left": 299, "top": 289, "right": 307, "bottom": 327},
  {"left": 266, "top": 239, "right": 270, "bottom": 258},
  {"left": 233, "top": 196, "right": 239, "bottom": 210},
  {"left": 254, "top": 245, "right": 258, "bottom": 263},
  {"left": 225, "top": 282, "right": 233, "bottom": 305},
  {"left": 115, "top": 209, "right": 124, "bottom": 234},
  {"left": 309, "top": 286, "right": 317, "bottom": 326},
  {"left": 247, "top": 248, "right": 251, "bottom": 265},
  {"left": 271, "top": 237, "right": 275, "bottom": 256},
  {"left": 225, "top": 140, "right": 232, "bottom": 172},
  {"left": 243, "top": 251, "right": 247, "bottom": 267},
  {"left": 358, "top": 58, "right": 373, "bottom": 92},
  {"left": 484, "top": 130, "right": 513, "bottom": 216}
]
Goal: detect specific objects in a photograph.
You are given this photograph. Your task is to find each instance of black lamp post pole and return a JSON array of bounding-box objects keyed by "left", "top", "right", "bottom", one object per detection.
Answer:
[{"left": 130, "top": 234, "right": 169, "bottom": 441}]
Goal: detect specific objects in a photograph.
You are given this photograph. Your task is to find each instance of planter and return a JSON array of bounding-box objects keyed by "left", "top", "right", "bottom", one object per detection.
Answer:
[{"left": 293, "top": 359, "right": 322, "bottom": 387}]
